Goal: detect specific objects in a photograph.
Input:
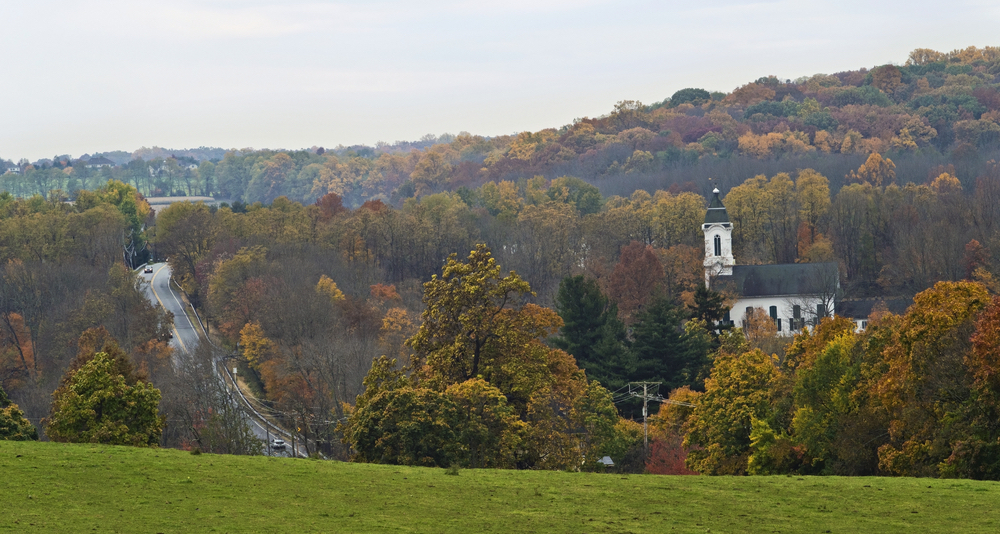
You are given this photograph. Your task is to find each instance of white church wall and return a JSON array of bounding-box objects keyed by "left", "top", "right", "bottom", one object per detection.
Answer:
[{"left": 728, "top": 295, "right": 834, "bottom": 335}]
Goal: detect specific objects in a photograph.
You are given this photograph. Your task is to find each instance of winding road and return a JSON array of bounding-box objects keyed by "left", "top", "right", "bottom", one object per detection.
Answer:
[
  {"left": 140, "top": 262, "right": 305, "bottom": 457},
  {"left": 141, "top": 263, "right": 199, "bottom": 356}
]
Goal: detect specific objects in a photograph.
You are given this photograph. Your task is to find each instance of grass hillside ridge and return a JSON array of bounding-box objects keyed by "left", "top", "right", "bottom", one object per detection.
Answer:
[{"left": 3, "top": 441, "right": 1000, "bottom": 532}]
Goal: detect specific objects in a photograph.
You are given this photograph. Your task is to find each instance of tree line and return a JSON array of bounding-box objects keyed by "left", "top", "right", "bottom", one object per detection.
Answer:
[
  {"left": 5, "top": 165, "right": 1000, "bottom": 477},
  {"left": 3, "top": 46, "right": 999, "bottom": 211},
  {"left": 675, "top": 280, "right": 1000, "bottom": 479},
  {"left": 3, "top": 45, "right": 1000, "bottom": 473},
  {"left": 0, "top": 183, "right": 260, "bottom": 453}
]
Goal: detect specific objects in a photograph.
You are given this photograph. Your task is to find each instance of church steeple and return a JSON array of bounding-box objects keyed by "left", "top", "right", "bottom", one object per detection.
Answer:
[{"left": 703, "top": 188, "right": 734, "bottom": 286}]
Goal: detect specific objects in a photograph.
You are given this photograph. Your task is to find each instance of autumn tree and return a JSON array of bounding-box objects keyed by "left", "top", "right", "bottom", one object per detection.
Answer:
[
  {"left": 0, "top": 383, "right": 37, "bottom": 440},
  {"left": 407, "top": 244, "right": 533, "bottom": 385},
  {"left": 871, "top": 65, "right": 903, "bottom": 97},
  {"left": 847, "top": 153, "right": 896, "bottom": 187},
  {"left": 152, "top": 201, "right": 216, "bottom": 296},
  {"left": 945, "top": 296, "right": 1000, "bottom": 477},
  {"left": 669, "top": 88, "right": 711, "bottom": 107},
  {"left": 876, "top": 281, "right": 990, "bottom": 477},
  {"left": 546, "top": 176, "right": 602, "bottom": 215},
  {"left": 604, "top": 241, "right": 664, "bottom": 323},
  {"left": 410, "top": 151, "right": 453, "bottom": 197},
  {"left": 46, "top": 343, "right": 164, "bottom": 446},
  {"left": 344, "top": 246, "right": 619, "bottom": 470},
  {"left": 246, "top": 153, "right": 295, "bottom": 204},
  {"left": 795, "top": 169, "right": 831, "bottom": 250},
  {"left": 162, "top": 341, "right": 262, "bottom": 454},
  {"left": 685, "top": 348, "right": 778, "bottom": 475},
  {"left": 724, "top": 173, "right": 801, "bottom": 264}
]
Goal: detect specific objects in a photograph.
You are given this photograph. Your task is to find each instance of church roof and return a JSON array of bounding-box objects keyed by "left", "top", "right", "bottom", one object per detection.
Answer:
[
  {"left": 837, "top": 297, "right": 912, "bottom": 319},
  {"left": 704, "top": 188, "right": 730, "bottom": 224},
  {"left": 713, "top": 262, "right": 839, "bottom": 298}
]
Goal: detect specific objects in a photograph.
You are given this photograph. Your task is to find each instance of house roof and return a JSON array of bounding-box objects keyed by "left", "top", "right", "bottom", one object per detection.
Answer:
[
  {"left": 704, "top": 188, "right": 730, "bottom": 224},
  {"left": 712, "top": 262, "right": 839, "bottom": 298},
  {"left": 837, "top": 297, "right": 912, "bottom": 319}
]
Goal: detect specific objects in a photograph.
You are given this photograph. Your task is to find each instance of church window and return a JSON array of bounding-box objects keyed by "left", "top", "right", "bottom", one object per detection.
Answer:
[
  {"left": 713, "top": 235, "right": 721, "bottom": 257},
  {"left": 769, "top": 306, "right": 777, "bottom": 319},
  {"left": 817, "top": 304, "right": 827, "bottom": 318}
]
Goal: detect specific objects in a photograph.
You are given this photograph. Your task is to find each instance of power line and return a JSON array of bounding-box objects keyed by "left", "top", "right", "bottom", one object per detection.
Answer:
[
  {"left": 629, "top": 382, "right": 659, "bottom": 450},
  {"left": 626, "top": 382, "right": 696, "bottom": 450}
]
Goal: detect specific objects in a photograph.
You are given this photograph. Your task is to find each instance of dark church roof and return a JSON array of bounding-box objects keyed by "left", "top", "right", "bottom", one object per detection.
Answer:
[
  {"left": 837, "top": 297, "right": 912, "bottom": 319},
  {"left": 712, "top": 262, "right": 839, "bottom": 298},
  {"left": 704, "top": 188, "right": 730, "bottom": 224}
]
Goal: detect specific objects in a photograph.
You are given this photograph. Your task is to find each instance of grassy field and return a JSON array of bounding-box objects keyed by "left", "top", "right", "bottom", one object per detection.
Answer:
[{"left": 2, "top": 441, "right": 1000, "bottom": 533}]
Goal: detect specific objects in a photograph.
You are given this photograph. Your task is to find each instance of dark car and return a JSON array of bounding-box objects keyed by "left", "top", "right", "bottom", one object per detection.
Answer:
[{"left": 144, "top": 266, "right": 154, "bottom": 274}]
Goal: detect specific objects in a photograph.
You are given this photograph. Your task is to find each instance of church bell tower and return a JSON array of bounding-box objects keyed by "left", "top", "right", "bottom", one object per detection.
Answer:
[{"left": 703, "top": 188, "right": 734, "bottom": 286}]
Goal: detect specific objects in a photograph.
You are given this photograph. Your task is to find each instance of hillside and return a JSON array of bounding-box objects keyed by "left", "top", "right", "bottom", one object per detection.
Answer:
[
  {"left": 2, "top": 46, "right": 999, "bottom": 206},
  {"left": 3, "top": 441, "right": 1000, "bottom": 532}
]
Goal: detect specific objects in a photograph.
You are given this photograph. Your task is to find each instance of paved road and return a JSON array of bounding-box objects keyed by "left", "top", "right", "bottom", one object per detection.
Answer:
[
  {"left": 141, "top": 263, "right": 199, "bottom": 357},
  {"left": 139, "top": 263, "right": 305, "bottom": 457}
]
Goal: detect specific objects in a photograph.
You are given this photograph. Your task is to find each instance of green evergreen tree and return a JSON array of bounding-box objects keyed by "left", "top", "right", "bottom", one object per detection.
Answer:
[
  {"left": 689, "top": 285, "right": 733, "bottom": 353},
  {"left": 630, "top": 297, "right": 712, "bottom": 392},
  {"left": 689, "top": 285, "right": 731, "bottom": 331},
  {"left": 553, "top": 276, "right": 633, "bottom": 390}
]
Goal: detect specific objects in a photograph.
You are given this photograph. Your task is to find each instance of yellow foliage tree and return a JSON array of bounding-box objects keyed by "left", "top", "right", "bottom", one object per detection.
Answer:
[
  {"left": 871, "top": 65, "right": 903, "bottom": 96},
  {"left": 930, "top": 172, "right": 963, "bottom": 195},
  {"left": 847, "top": 153, "right": 896, "bottom": 187},
  {"left": 239, "top": 321, "right": 272, "bottom": 371},
  {"left": 316, "top": 274, "right": 345, "bottom": 302},
  {"left": 725, "top": 83, "right": 776, "bottom": 106},
  {"left": 479, "top": 180, "right": 522, "bottom": 221},
  {"left": 813, "top": 130, "right": 833, "bottom": 153},
  {"left": 839, "top": 130, "right": 863, "bottom": 154},
  {"left": 907, "top": 48, "right": 946, "bottom": 66}
]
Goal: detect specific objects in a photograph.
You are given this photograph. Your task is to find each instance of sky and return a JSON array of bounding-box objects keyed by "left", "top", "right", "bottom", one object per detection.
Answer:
[{"left": 1, "top": 0, "right": 999, "bottom": 161}]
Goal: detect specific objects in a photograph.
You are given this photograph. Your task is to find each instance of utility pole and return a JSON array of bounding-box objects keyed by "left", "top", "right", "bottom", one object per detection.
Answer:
[
  {"left": 290, "top": 413, "right": 296, "bottom": 457},
  {"left": 629, "top": 382, "right": 663, "bottom": 452},
  {"left": 643, "top": 383, "right": 648, "bottom": 449}
]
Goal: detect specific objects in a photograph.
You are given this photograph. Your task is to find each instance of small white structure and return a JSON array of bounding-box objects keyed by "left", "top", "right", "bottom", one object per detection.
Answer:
[
  {"left": 837, "top": 297, "right": 912, "bottom": 332},
  {"left": 704, "top": 188, "right": 839, "bottom": 334}
]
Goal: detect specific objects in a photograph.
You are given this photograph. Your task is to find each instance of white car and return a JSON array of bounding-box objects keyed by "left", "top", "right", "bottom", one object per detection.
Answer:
[{"left": 271, "top": 439, "right": 286, "bottom": 450}]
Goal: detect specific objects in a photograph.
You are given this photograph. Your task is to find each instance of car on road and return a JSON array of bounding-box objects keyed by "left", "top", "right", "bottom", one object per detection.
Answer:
[
  {"left": 271, "top": 439, "right": 286, "bottom": 450},
  {"left": 143, "top": 266, "right": 153, "bottom": 274}
]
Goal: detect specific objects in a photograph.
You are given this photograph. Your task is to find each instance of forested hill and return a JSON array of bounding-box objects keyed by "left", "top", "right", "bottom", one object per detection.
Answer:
[{"left": 3, "top": 46, "right": 1000, "bottom": 206}]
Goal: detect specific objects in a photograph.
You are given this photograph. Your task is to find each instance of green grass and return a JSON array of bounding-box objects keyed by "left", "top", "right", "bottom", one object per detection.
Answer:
[{"left": 2, "top": 441, "right": 1000, "bottom": 533}]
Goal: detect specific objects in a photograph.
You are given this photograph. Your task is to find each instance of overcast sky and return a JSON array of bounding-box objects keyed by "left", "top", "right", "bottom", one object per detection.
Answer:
[{"left": 1, "top": 0, "right": 998, "bottom": 161}]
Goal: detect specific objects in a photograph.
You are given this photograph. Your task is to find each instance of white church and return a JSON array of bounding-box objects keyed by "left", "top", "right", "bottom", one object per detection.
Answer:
[{"left": 702, "top": 188, "right": 839, "bottom": 334}]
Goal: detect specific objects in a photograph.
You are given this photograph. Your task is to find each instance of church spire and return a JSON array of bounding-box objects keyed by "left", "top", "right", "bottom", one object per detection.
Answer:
[
  {"left": 703, "top": 188, "right": 734, "bottom": 286},
  {"left": 705, "top": 187, "right": 730, "bottom": 224}
]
